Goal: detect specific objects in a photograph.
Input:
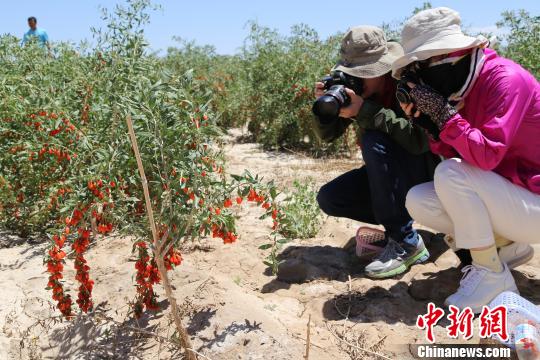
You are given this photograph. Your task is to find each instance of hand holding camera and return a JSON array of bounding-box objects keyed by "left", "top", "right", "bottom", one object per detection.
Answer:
[
  {"left": 407, "top": 84, "right": 457, "bottom": 130},
  {"left": 396, "top": 69, "right": 422, "bottom": 118},
  {"left": 312, "top": 70, "right": 365, "bottom": 123},
  {"left": 395, "top": 68, "right": 448, "bottom": 139},
  {"left": 339, "top": 88, "right": 364, "bottom": 118}
]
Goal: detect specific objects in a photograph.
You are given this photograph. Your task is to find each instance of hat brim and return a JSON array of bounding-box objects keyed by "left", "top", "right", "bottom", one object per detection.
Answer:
[
  {"left": 333, "top": 42, "right": 403, "bottom": 78},
  {"left": 391, "top": 34, "right": 488, "bottom": 78}
]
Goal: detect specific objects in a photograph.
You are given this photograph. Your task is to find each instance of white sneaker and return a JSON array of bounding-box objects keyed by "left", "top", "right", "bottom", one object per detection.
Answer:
[
  {"left": 444, "top": 263, "right": 518, "bottom": 313},
  {"left": 498, "top": 243, "right": 534, "bottom": 269}
]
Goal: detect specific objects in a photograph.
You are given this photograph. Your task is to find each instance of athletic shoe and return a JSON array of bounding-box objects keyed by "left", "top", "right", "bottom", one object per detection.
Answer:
[
  {"left": 365, "top": 235, "right": 429, "bottom": 279},
  {"left": 444, "top": 263, "right": 518, "bottom": 313},
  {"left": 498, "top": 242, "right": 534, "bottom": 269}
]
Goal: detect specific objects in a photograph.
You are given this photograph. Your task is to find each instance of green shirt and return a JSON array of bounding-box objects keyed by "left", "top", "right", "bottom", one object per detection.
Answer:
[{"left": 312, "top": 96, "right": 430, "bottom": 155}]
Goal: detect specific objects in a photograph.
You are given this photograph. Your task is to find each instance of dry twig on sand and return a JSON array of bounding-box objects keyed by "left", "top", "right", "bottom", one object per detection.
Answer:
[
  {"left": 304, "top": 314, "right": 311, "bottom": 359},
  {"left": 324, "top": 321, "right": 391, "bottom": 360}
]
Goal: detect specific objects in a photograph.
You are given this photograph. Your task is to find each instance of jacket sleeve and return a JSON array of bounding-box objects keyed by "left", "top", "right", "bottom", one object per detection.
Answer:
[
  {"left": 354, "top": 99, "right": 430, "bottom": 155},
  {"left": 439, "top": 69, "right": 534, "bottom": 170},
  {"left": 429, "top": 137, "right": 460, "bottom": 159},
  {"left": 311, "top": 115, "right": 352, "bottom": 143}
]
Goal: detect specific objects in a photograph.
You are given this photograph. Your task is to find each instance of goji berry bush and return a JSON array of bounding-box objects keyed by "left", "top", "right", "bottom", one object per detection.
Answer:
[
  {"left": 0, "top": 0, "right": 288, "bottom": 320},
  {"left": 163, "top": 22, "right": 349, "bottom": 156},
  {"left": 2, "top": 0, "right": 536, "bottom": 324}
]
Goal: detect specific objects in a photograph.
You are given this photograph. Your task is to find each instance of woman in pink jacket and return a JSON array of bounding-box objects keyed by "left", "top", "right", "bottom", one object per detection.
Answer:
[{"left": 392, "top": 7, "right": 540, "bottom": 312}]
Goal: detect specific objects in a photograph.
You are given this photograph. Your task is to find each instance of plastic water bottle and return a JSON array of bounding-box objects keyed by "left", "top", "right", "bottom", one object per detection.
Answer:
[
  {"left": 514, "top": 323, "right": 540, "bottom": 360},
  {"left": 489, "top": 292, "right": 540, "bottom": 348}
]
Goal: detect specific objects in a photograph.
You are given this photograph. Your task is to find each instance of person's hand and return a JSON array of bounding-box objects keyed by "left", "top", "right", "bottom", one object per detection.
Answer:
[
  {"left": 409, "top": 84, "right": 457, "bottom": 129},
  {"left": 314, "top": 82, "right": 325, "bottom": 99},
  {"left": 339, "top": 88, "right": 364, "bottom": 119},
  {"left": 399, "top": 82, "right": 422, "bottom": 119},
  {"left": 399, "top": 102, "right": 423, "bottom": 119}
]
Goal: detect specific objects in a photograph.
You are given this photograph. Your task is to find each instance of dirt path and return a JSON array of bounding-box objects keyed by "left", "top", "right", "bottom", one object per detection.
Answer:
[{"left": 2, "top": 129, "right": 540, "bottom": 359}]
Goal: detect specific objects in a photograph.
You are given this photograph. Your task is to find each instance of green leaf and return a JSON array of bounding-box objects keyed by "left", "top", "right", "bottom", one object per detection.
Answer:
[{"left": 270, "top": 187, "right": 277, "bottom": 200}]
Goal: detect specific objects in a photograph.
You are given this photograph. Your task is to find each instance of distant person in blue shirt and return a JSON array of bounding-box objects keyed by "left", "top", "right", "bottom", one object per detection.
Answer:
[{"left": 22, "top": 16, "right": 50, "bottom": 50}]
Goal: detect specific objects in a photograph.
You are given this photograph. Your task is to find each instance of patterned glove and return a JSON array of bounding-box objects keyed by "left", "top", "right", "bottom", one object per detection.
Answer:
[{"left": 410, "top": 85, "right": 458, "bottom": 129}]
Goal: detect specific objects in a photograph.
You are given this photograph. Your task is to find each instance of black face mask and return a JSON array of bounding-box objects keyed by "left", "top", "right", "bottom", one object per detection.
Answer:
[{"left": 417, "top": 54, "right": 472, "bottom": 98}]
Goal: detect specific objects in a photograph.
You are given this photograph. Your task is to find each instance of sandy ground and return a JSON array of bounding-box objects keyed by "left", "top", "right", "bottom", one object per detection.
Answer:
[{"left": 2, "top": 128, "right": 540, "bottom": 359}]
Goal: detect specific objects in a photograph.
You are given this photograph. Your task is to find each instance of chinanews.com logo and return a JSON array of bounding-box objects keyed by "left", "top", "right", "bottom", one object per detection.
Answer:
[
  {"left": 414, "top": 344, "right": 511, "bottom": 359},
  {"left": 416, "top": 302, "right": 508, "bottom": 343},
  {"left": 413, "top": 302, "right": 512, "bottom": 359}
]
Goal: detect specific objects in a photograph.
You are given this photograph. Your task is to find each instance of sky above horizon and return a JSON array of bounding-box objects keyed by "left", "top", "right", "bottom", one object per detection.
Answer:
[{"left": 1, "top": 1, "right": 539, "bottom": 55}]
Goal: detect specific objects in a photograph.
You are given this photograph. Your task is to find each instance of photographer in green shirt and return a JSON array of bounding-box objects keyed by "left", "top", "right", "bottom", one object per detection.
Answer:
[{"left": 313, "top": 26, "right": 439, "bottom": 278}]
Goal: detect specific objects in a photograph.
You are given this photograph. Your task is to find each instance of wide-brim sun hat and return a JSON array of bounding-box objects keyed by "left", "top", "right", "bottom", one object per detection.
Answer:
[
  {"left": 391, "top": 7, "right": 489, "bottom": 78},
  {"left": 333, "top": 25, "right": 404, "bottom": 79}
]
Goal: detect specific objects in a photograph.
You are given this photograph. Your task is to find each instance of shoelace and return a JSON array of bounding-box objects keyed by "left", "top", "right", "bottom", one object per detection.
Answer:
[
  {"left": 457, "top": 265, "right": 487, "bottom": 295},
  {"left": 376, "top": 240, "right": 406, "bottom": 262},
  {"left": 403, "top": 231, "right": 418, "bottom": 245},
  {"left": 400, "top": 220, "right": 414, "bottom": 234}
]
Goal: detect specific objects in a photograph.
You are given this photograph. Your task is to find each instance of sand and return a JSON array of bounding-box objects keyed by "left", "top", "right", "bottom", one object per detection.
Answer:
[{"left": 2, "top": 128, "right": 539, "bottom": 359}]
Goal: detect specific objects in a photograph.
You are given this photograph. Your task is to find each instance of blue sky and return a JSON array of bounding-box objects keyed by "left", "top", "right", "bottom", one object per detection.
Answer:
[{"left": 1, "top": 1, "right": 538, "bottom": 54}]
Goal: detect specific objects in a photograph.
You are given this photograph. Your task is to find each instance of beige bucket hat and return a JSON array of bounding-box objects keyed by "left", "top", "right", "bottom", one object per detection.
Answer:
[
  {"left": 333, "top": 25, "right": 404, "bottom": 78},
  {"left": 392, "top": 7, "right": 488, "bottom": 78}
]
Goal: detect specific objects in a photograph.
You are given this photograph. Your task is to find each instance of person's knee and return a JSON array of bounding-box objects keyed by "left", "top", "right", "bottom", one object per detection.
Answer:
[
  {"left": 316, "top": 184, "right": 334, "bottom": 215},
  {"left": 434, "top": 158, "right": 468, "bottom": 183},
  {"left": 434, "top": 158, "right": 469, "bottom": 192},
  {"left": 405, "top": 184, "right": 426, "bottom": 220},
  {"left": 406, "top": 183, "right": 445, "bottom": 221}
]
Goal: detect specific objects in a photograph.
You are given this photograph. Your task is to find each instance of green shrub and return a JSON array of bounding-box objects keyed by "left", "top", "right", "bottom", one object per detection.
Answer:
[
  {"left": 163, "top": 23, "right": 348, "bottom": 156},
  {"left": 162, "top": 4, "right": 537, "bottom": 156},
  {"left": 496, "top": 10, "right": 540, "bottom": 79},
  {"left": 279, "top": 179, "right": 322, "bottom": 239}
]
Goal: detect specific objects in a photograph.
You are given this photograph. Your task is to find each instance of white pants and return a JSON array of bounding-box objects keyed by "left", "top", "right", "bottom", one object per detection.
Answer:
[{"left": 406, "top": 158, "right": 540, "bottom": 249}]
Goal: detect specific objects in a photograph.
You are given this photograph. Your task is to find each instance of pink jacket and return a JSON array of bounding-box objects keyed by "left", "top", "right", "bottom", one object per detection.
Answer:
[{"left": 430, "top": 48, "right": 540, "bottom": 195}]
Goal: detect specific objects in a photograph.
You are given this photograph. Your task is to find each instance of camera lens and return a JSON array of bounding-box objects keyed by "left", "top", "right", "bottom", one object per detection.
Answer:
[
  {"left": 312, "top": 95, "right": 340, "bottom": 121},
  {"left": 312, "top": 85, "right": 350, "bottom": 122},
  {"left": 395, "top": 68, "right": 420, "bottom": 105},
  {"left": 396, "top": 85, "right": 411, "bottom": 104}
]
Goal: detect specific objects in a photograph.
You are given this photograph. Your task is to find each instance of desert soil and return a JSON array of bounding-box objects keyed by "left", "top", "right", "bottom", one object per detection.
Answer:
[{"left": 2, "top": 128, "right": 539, "bottom": 359}]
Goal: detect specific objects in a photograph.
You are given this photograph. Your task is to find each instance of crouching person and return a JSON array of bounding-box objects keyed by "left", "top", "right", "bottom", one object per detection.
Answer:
[
  {"left": 392, "top": 7, "right": 540, "bottom": 312},
  {"left": 312, "top": 26, "right": 440, "bottom": 278}
]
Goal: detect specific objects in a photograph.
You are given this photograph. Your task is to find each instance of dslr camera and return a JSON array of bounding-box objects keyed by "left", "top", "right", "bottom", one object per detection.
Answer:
[
  {"left": 395, "top": 68, "right": 420, "bottom": 105},
  {"left": 395, "top": 67, "right": 441, "bottom": 140},
  {"left": 312, "top": 71, "right": 364, "bottom": 122}
]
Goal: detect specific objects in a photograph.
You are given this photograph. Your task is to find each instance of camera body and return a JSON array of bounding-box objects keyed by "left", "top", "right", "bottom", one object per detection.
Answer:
[
  {"left": 395, "top": 69, "right": 421, "bottom": 105},
  {"left": 312, "top": 71, "right": 364, "bottom": 122}
]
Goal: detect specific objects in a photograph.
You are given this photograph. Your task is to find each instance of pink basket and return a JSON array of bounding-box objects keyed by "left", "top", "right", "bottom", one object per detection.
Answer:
[{"left": 355, "top": 226, "right": 385, "bottom": 258}]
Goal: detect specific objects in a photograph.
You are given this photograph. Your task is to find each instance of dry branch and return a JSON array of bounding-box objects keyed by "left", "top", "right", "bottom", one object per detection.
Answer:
[{"left": 126, "top": 116, "right": 197, "bottom": 360}]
